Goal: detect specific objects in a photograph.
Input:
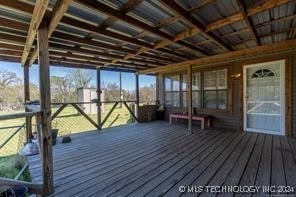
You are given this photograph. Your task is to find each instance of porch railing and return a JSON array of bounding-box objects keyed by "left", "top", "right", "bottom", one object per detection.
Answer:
[
  {"left": 50, "top": 101, "right": 137, "bottom": 134},
  {"left": 0, "top": 111, "right": 43, "bottom": 195}
]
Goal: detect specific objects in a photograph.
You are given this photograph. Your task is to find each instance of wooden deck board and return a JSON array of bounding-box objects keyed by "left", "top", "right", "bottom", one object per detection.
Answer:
[{"left": 26, "top": 121, "right": 296, "bottom": 196}]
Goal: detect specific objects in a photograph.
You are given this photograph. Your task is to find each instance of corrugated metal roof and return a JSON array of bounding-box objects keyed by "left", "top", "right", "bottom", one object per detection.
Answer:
[
  {"left": 160, "top": 21, "right": 190, "bottom": 36},
  {"left": 194, "top": 0, "right": 240, "bottom": 25},
  {"left": 127, "top": 1, "right": 172, "bottom": 27},
  {"left": 0, "top": 0, "right": 294, "bottom": 71},
  {"left": 175, "top": 0, "right": 200, "bottom": 10},
  {"left": 67, "top": 3, "right": 108, "bottom": 26},
  {"left": 108, "top": 20, "right": 142, "bottom": 37},
  {"left": 0, "top": 8, "right": 31, "bottom": 23}
]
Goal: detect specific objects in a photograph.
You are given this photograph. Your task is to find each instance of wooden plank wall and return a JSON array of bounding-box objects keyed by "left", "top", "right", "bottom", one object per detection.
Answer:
[
  {"left": 158, "top": 52, "right": 296, "bottom": 134},
  {"left": 292, "top": 54, "right": 296, "bottom": 137}
]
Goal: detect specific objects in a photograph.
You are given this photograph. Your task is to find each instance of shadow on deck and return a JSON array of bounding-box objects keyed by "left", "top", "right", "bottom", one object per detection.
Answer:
[{"left": 27, "top": 121, "right": 296, "bottom": 196}]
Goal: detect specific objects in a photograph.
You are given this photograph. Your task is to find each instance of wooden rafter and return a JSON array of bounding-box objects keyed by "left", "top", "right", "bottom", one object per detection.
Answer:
[
  {"left": 255, "top": 13, "right": 296, "bottom": 28},
  {"left": 0, "top": 0, "right": 294, "bottom": 71},
  {"left": 247, "top": 0, "right": 292, "bottom": 17},
  {"left": 0, "top": 42, "right": 158, "bottom": 70},
  {"left": 188, "top": 0, "right": 217, "bottom": 13},
  {"left": 74, "top": 0, "right": 208, "bottom": 56},
  {"left": 28, "top": 0, "right": 72, "bottom": 66},
  {"left": 205, "top": 13, "right": 245, "bottom": 32},
  {"left": 160, "top": 0, "right": 232, "bottom": 51},
  {"left": 139, "top": 39, "right": 296, "bottom": 74},
  {"left": 21, "top": 0, "right": 49, "bottom": 66},
  {"left": 236, "top": 0, "right": 261, "bottom": 45}
]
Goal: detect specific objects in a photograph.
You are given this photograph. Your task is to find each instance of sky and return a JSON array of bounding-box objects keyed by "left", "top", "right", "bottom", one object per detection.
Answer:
[{"left": 0, "top": 61, "right": 155, "bottom": 91}]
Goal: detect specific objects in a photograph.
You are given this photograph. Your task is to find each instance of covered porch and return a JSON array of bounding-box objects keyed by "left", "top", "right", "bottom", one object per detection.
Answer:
[
  {"left": 27, "top": 121, "right": 296, "bottom": 196},
  {"left": 0, "top": 0, "right": 295, "bottom": 196}
]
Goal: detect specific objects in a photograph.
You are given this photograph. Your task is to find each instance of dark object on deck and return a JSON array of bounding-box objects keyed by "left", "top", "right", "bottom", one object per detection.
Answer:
[
  {"left": 52, "top": 129, "right": 59, "bottom": 145},
  {"left": 156, "top": 100, "right": 165, "bottom": 120},
  {"left": 62, "top": 136, "right": 71, "bottom": 143},
  {"left": 0, "top": 186, "right": 28, "bottom": 197}
]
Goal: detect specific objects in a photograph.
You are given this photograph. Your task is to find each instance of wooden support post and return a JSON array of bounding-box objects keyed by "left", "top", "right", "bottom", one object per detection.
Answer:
[
  {"left": 24, "top": 65, "right": 32, "bottom": 141},
  {"left": 96, "top": 68, "right": 102, "bottom": 130},
  {"left": 37, "top": 21, "right": 54, "bottom": 195},
  {"left": 119, "top": 71, "right": 122, "bottom": 108},
  {"left": 135, "top": 73, "right": 140, "bottom": 121},
  {"left": 187, "top": 64, "right": 193, "bottom": 134}
]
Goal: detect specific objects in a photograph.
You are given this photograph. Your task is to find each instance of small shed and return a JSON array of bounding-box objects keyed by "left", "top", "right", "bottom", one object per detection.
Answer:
[{"left": 77, "top": 88, "right": 105, "bottom": 115}]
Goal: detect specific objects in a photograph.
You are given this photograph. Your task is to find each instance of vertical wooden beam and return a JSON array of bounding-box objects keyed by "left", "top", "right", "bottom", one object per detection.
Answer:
[
  {"left": 119, "top": 71, "right": 122, "bottom": 107},
  {"left": 96, "top": 68, "right": 101, "bottom": 130},
  {"left": 37, "top": 21, "right": 54, "bottom": 195},
  {"left": 24, "top": 65, "right": 32, "bottom": 141},
  {"left": 187, "top": 64, "right": 193, "bottom": 134},
  {"left": 135, "top": 73, "right": 140, "bottom": 121},
  {"left": 156, "top": 74, "right": 160, "bottom": 102}
]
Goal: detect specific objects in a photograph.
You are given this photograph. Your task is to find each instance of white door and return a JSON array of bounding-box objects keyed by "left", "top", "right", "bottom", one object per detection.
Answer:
[{"left": 243, "top": 60, "right": 285, "bottom": 135}]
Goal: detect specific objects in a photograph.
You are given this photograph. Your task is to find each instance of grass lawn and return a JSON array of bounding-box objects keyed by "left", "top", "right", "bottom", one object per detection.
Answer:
[{"left": 0, "top": 102, "right": 135, "bottom": 180}]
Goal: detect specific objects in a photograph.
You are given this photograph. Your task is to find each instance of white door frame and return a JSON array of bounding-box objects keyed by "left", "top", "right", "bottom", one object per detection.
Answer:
[{"left": 243, "top": 60, "right": 285, "bottom": 136}]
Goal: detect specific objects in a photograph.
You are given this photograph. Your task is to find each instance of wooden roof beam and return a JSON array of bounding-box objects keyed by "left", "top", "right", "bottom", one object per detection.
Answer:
[
  {"left": 159, "top": 0, "right": 232, "bottom": 51},
  {"left": 86, "top": 0, "right": 144, "bottom": 39},
  {"left": 255, "top": 13, "right": 296, "bottom": 28},
  {"left": 188, "top": 0, "right": 217, "bottom": 13},
  {"left": 0, "top": 29, "right": 175, "bottom": 64},
  {"left": 28, "top": 0, "right": 72, "bottom": 66},
  {"left": 236, "top": 0, "right": 261, "bottom": 45},
  {"left": 247, "top": 0, "right": 292, "bottom": 17},
  {"left": 74, "top": 0, "right": 209, "bottom": 56},
  {"left": 21, "top": 0, "right": 49, "bottom": 66},
  {"left": 139, "top": 39, "right": 296, "bottom": 74}
]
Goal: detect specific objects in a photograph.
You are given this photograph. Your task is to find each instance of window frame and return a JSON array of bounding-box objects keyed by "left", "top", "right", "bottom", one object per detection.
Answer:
[
  {"left": 164, "top": 75, "right": 181, "bottom": 107},
  {"left": 163, "top": 65, "right": 232, "bottom": 112}
]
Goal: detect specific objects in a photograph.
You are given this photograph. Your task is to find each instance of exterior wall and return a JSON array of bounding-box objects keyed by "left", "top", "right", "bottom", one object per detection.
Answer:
[
  {"left": 292, "top": 54, "right": 296, "bottom": 137},
  {"left": 158, "top": 52, "right": 296, "bottom": 135}
]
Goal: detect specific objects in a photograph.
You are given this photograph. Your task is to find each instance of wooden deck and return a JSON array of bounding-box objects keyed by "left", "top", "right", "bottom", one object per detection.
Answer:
[{"left": 27, "top": 121, "right": 296, "bottom": 196}]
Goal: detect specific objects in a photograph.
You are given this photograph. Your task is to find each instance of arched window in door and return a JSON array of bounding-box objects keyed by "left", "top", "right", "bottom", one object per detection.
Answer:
[{"left": 251, "top": 69, "right": 276, "bottom": 78}]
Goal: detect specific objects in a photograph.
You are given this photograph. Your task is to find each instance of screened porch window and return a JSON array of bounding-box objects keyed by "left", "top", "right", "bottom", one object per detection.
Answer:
[
  {"left": 203, "top": 69, "right": 228, "bottom": 110},
  {"left": 164, "top": 75, "right": 180, "bottom": 107},
  {"left": 164, "top": 68, "right": 228, "bottom": 110},
  {"left": 182, "top": 73, "right": 201, "bottom": 108}
]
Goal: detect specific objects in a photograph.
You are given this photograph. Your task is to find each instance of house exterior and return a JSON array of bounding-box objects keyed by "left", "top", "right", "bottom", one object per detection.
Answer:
[{"left": 155, "top": 53, "right": 295, "bottom": 137}]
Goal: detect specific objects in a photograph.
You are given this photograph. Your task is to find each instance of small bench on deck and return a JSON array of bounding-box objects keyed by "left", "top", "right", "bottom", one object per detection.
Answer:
[{"left": 169, "top": 112, "right": 212, "bottom": 129}]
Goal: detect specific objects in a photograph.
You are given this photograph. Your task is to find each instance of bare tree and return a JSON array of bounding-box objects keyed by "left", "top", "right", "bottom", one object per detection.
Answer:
[
  {"left": 0, "top": 69, "right": 21, "bottom": 89},
  {"left": 71, "top": 69, "right": 94, "bottom": 89}
]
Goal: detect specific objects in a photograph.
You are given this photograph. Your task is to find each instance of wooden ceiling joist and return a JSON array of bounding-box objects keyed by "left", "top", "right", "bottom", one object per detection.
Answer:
[
  {"left": 21, "top": 0, "right": 49, "bottom": 66},
  {"left": 255, "top": 13, "right": 296, "bottom": 28},
  {"left": 28, "top": 0, "right": 73, "bottom": 66},
  {"left": 188, "top": 0, "right": 217, "bottom": 13},
  {"left": 236, "top": 0, "right": 261, "bottom": 46},
  {"left": 0, "top": 0, "right": 295, "bottom": 72},
  {"left": 74, "top": 0, "right": 208, "bottom": 56},
  {"left": 159, "top": 0, "right": 232, "bottom": 51},
  {"left": 139, "top": 39, "right": 296, "bottom": 74},
  {"left": 247, "top": 0, "right": 292, "bottom": 17}
]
